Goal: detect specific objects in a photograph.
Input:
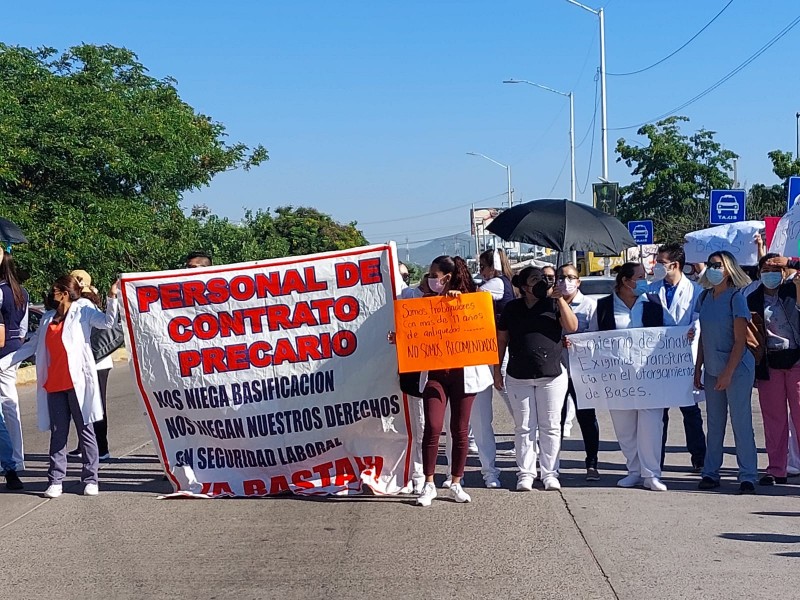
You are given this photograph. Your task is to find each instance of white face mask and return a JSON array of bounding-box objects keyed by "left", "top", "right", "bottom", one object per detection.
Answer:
[
  {"left": 557, "top": 279, "right": 579, "bottom": 297},
  {"left": 760, "top": 271, "right": 783, "bottom": 289},
  {"left": 428, "top": 276, "right": 446, "bottom": 294},
  {"left": 706, "top": 267, "right": 725, "bottom": 286}
]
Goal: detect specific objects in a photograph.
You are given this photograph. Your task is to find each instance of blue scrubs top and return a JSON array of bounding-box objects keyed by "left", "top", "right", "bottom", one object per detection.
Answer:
[{"left": 699, "top": 287, "right": 754, "bottom": 377}]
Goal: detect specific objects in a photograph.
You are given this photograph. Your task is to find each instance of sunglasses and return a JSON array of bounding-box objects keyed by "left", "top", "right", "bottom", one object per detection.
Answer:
[{"left": 707, "top": 262, "right": 723, "bottom": 269}]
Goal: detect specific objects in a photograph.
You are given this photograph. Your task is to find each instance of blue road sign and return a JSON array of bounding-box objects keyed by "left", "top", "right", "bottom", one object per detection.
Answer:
[
  {"left": 710, "top": 189, "right": 746, "bottom": 225},
  {"left": 627, "top": 220, "right": 653, "bottom": 245},
  {"left": 788, "top": 176, "right": 800, "bottom": 212}
]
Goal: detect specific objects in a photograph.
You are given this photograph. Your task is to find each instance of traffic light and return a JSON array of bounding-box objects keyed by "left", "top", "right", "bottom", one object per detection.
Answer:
[{"left": 592, "top": 182, "right": 619, "bottom": 216}]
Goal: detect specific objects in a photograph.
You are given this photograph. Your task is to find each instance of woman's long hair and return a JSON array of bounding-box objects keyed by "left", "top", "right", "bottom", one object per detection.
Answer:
[
  {"left": 0, "top": 253, "right": 26, "bottom": 309},
  {"left": 52, "top": 275, "right": 83, "bottom": 302},
  {"left": 614, "top": 262, "right": 640, "bottom": 292},
  {"left": 700, "top": 250, "right": 751, "bottom": 289},
  {"left": 511, "top": 266, "right": 543, "bottom": 294},
  {"left": 431, "top": 255, "right": 476, "bottom": 294}
]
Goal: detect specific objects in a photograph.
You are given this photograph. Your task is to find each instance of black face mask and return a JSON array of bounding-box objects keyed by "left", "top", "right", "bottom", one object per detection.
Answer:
[{"left": 532, "top": 280, "right": 550, "bottom": 300}]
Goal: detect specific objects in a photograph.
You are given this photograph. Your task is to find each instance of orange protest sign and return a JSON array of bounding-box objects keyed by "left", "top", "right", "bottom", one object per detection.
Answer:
[{"left": 393, "top": 292, "right": 498, "bottom": 373}]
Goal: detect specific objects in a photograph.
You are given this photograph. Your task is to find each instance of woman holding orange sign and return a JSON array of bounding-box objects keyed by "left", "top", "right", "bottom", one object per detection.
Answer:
[{"left": 415, "top": 255, "right": 494, "bottom": 507}]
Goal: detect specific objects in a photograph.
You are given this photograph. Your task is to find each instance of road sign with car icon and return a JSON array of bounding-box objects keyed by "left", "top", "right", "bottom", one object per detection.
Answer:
[{"left": 710, "top": 189, "right": 745, "bottom": 225}]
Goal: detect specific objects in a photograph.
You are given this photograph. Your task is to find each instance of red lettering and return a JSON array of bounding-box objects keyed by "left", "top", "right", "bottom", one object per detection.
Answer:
[
  {"left": 178, "top": 350, "right": 201, "bottom": 377},
  {"left": 333, "top": 296, "right": 360, "bottom": 322},
  {"left": 355, "top": 456, "right": 384, "bottom": 480},
  {"left": 335, "top": 262, "right": 360, "bottom": 288},
  {"left": 167, "top": 316, "right": 193, "bottom": 343},
  {"left": 230, "top": 275, "right": 256, "bottom": 301},
  {"left": 136, "top": 286, "right": 160, "bottom": 312},
  {"left": 292, "top": 302, "right": 318, "bottom": 327},
  {"left": 333, "top": 458, "right": 358, "bottom": 487},
  {"left": 242, "top": 307, "right": 267, "bottom": 333},
  {"left": 202, "top": 347, "right": 226, "bottom": 375},
  {"left": 206, "top": 278, "right": 230, "bottom": 304},
  {"left": 250, "top": 341, "right": 273, "bottom": 367},
  {"left": 194, "top": 313, "right": 220, "bottom": 340},
  {"left": 182, "top": 281, "right": 209, "bottom": 307},
  {"left": 291, "top": 469, "right": 314, "bottom": 490},
  {"left": 272, "top": 338, "right": 299, "bottom": 365},
  {"left": 310, "top": 298, "right": 335, "bottom": 324},
  {"left": 226, "top": 344, "right": 250, "bottom": 371},
  {"left": 359, "top": 258, "right": 382, "bottom": 284},
  {"left": 211, "top": 482, "right": 235, "bottom": 497},
  {"left": 312, "top": 462, "right": 334, "bottom": 487},
  {"left": 243, "top": 479, "right": 268, "bottom": 496},
  {"left": 267, "top": 304, "right": 292, "bottom": 331},
  {"left": 160, "top": 283, "right": 184, "bottom": 310},
  {"left": 269, "top": 476, "right": 290, "bottom": 494},
  {"left": 303, "top": 266, "right": 328, "bottom": 292},
  {"left": 295, "top": 335, "right": 323, "bottom": 361}
]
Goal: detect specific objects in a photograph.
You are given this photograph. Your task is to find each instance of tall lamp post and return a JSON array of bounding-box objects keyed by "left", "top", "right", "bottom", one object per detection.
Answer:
[
  {"left": 565, "top": 0, "right": 608, "bottom": 181},
  {"left": 467, "top": 152, "right": 514, "bottom": 258},
  {"left": 503, "top": 79, "right": 575, "bottom": 204},
  {"left": 796, "top": 112, "right": 800, "bottom": 158}
]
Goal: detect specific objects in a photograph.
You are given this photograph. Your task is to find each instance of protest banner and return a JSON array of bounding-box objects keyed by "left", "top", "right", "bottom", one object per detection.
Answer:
[
  {"left": 768, "top": 202, "right": 800, "bottom": 256},
  {"left": 684, "top": 221, "right": 764, "bottom": 266},
  {"left": 568, "top": 326, "right": 699, "bottom": 410},
  {"left": 120, "top": 244, "right": 411, "bottom": 498},
  {"left": 394, "top": 292, "right": 497, "bottom": 373}
]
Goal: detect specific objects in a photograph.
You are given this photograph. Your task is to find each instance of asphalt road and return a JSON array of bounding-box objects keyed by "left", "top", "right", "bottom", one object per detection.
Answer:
[{"left": 1, "top": 365, "right": 799, "bottom": 600}]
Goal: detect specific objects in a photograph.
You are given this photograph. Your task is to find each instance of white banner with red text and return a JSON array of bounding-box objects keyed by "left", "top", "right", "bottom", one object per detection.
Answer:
[
  {"left": 568, "top": 326, "right": 701, "bottom": 410},
  {"left": 120, "top": 244, "right": 411, "bottom": 497}
]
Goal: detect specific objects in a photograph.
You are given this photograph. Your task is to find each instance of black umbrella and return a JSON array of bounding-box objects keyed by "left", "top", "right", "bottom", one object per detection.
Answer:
[
  {"left": 486, "top": 198, "right": 636, "bottom": 255},
  {"left": 0, "top": 218, "right": 27, "bottom": 244}
]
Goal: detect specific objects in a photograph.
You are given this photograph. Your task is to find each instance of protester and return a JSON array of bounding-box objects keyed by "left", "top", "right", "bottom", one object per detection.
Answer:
[
  {"left": 0, "top": 275, "right": 119, "bottom": 498},
  {"left": 416, "top": 256, "right": 493, "bottom": 506},
  {"left": 185, "top": 251, "right": 212, "bottom": 269},
  {"left": 556, "top": 263, "right": 600, "bottom": 481},
  {"left": 746, "top": 253, "right": 800, "bottom": 486},
  {"left": 695, "top": 251, "right": 758, "bottom": 494},
  {"left": 0, "top": 247, "right": 29, "bottom": 471},
  {"left": 67, "top": 269, "right": 119, "bottom": 462},
  {"left": 0, "top": 309, "right": 23, "bottom": 490},
  {"left": 495, "top": 265, "right": 578, "bottom": 491},
  {"left": 647, "top": 243, "right": 706, "bottom": 473},
  {"left": 398, "top": 262, "right": 411, "bottom": 288},
  {"left": 587, "top": 262, "right": 670, "bottom": 491}
]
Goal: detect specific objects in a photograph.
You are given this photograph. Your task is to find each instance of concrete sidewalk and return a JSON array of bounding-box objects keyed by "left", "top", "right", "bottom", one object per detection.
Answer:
[{"left": 0, "top": 367, "right": 798, "bottom": 599}]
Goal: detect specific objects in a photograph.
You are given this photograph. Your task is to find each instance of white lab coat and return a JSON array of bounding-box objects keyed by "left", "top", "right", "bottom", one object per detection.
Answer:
[
  {"left": 647, "top": 275, "right": 702, "bottom": 326},
  {"left": 0, "top": 298, "right": 119, "bottom": 431}
]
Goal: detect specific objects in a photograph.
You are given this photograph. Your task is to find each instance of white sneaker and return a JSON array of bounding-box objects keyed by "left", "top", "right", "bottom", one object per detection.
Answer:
[
  {"left": 449, "top": 483, "right": 471, "bottom": 503},
  {"left": 644, "top": 477, "right": 667, "bottom": 492},
  {"left": 441, "top": 477, "right": 453, "bottom": 489},
  {"left": 543, "top": 477, "right": 561, "bottom": 491},
  {"left": 44, "top": 484, "right": 62, "bottom": 498},
  {"left": 484, "top": 475, "right": 501, "bottom": 489},
  {"left": 788, "top": 466, "right": 800, "bottom": 476},
  {"left": 498, "top": 448, "right": 516, "bottom": 456},
  {"left": 412, "top": 480, "right": 425, "bottom": 495},
  {"left": 83, "top": 483, "right": 99, "bottom": 496},
  {"left": 563, "top": 426, "right": 572, "bottom": 438},
  {"left": 468, "top": 441, "right": 479, "bottom": 455},
  {"left": 617, "top": 474, "right": 644, "bottom": 488},
  {"left": 416, "top": 482, "right": 437, "bottom": 506},
  {"left": 516, "top": 475, "right": 534, "bottom": 491}
]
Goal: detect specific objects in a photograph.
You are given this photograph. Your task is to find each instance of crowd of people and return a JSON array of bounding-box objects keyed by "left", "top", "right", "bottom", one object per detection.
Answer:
[{"left": 399, "top": 243, "right": 800, "bottom": 505}]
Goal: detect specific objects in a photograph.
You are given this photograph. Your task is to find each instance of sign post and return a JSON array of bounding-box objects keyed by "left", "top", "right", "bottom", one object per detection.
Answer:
[
  {"left": 788, "top": 176, "right": 800, "bottom": 212},
  {"left": 709, "top": 189, "right": 746, "bottom": 225},
  {"left": 627, "top": 220, "right": 653, "bottom": 245}
]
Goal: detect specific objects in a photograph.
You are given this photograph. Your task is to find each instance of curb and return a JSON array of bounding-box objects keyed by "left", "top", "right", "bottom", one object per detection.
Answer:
[{"left": 16, "top": 347, "right": 129, "bottom": 386}]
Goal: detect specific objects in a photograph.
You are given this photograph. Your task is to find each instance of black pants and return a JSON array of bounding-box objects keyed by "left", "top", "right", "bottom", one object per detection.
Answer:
[
  {"left": 93, "top": 369, "right": 111, "bottom": 456},
  {"left": 561, "top": 378, "right": 599, "bottom": 468},
  {"left": 661, "top": 405, "right": 706, "bottom": 469}
]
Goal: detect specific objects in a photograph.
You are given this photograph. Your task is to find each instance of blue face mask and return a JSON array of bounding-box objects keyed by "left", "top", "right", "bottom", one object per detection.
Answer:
[
  {"left": 760, "top": 271, "right": 783, "bottom": 289},
  {"left": 705, "top": 267, "right": 725, "bottom": 286},
  {"left": 632, "top": 280, "right": 649, "bottom": 295}
]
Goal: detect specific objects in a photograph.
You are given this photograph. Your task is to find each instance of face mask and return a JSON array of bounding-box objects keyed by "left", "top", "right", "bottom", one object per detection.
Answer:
[
  {"left": 532, "top": 280, "right": 550, "bottom": 300},
  {"left": 706, "top": 268, "right": 725, "bottom": 286},
  {"left": 683, "top": 264, "right": 694, "bottom": 275},
  {"left": 760, "top": 271, "right": 783, "bottom": 289},
  {"left": 652, "top": 263, "right": 669, "bottom": 281},
  {"left": 632, "top": 280, "right": 649, "bottom": 295},
  {"left": 428, "top": 277, "right": 445, "bottom": 294},
  {"left": 557, "top": 280, "right": 578, "bottom": 297}
]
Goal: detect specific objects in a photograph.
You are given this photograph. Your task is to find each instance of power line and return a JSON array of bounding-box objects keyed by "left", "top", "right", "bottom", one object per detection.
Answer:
[
  {"left": 577, "top": 73, "right": 600, "bottom": 195},
  {"left": 547, "top": 149, "right": 571, "bottom": 196},
  {"left": 358, "top": 191, "right": 507, "bottom": 225},
  {"left": 391, "top": 230, "right": 472, "bottom": 246},
  {"left": 576, "top": 74, "right": 600, "bottom": 149},
  {"left": 610, "top": 13, "right": 800, "bottom": 131},
  {"left": 608, "top": 0, "right": 735, "bottom": 77}
]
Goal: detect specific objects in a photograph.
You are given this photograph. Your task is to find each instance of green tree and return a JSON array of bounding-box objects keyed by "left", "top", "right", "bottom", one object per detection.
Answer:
[
  {"left": 615, "top": 116, "right": 737, "bottom": 243},
  {"left": 0, "top": 44, "right": 267, "bottom": 299},
  {"left": 273, "top": 206, "right": 367, "bottom": 256},
  {"left": 747, "top": 150, "right": 800, "bottom": 220}
]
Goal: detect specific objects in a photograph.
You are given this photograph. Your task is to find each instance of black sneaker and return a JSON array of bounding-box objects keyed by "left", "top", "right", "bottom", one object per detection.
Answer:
[
  {"left": 5, "top": 469, "right": 23, "bottom": 490},
  {"left": 759, "top": 474, "right": 776, "bottom": 486},
  {"left": 698, "top": 476, "right": 720, "bottom": 490},
  {"left": 739, "top": 481, "right": 756, "bottom": 495},
  {"left": 776, "top": 476, "right": 788, "bottom": 484},
  {"left": 67, "top": 447, "right": 82, "bottom": 458},
  {"left": 691, "top": 459, "right": 704, "bottom": 474}
]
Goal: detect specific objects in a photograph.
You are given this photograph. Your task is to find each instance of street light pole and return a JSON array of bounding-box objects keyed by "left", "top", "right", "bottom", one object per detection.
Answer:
[
  {"left": 796, "top": 112, "right": 799, "bottom": 158},
  {"left": 565, "top": 0, "right": 608, "bottom": 180},
  {"left": 466, "top": 152, "right": 512, "bottom": 209},
  {"left": 503, "top": 79, "right": 575, "bottom": 203}
]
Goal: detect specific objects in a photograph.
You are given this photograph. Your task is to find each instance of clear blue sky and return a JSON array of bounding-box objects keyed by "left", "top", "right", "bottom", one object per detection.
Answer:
[{"left": 5, "top": 1, "right": 799, "bottom": 245}]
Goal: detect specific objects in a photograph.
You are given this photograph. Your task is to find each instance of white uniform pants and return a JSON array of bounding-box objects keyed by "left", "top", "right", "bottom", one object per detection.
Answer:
[
  {"left": 467, "top": 385, "right": 500, "bottom": 480},
  {"left": 506, "top": 369, "right": 568, "bottom": 480},
  {"left": 409, "top": 396, "right": 425, "bottom": 485},
  {"left": 609, "top": 408, "right": 663, "bottom": 479},
  {"left": 0, "top": 365, "right": 23, "bottom": 470}
]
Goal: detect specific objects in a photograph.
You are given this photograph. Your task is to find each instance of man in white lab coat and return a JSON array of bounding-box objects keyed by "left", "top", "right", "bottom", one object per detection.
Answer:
[{"left": 647, "top": 243, "right": 707, "bottom": 472}]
